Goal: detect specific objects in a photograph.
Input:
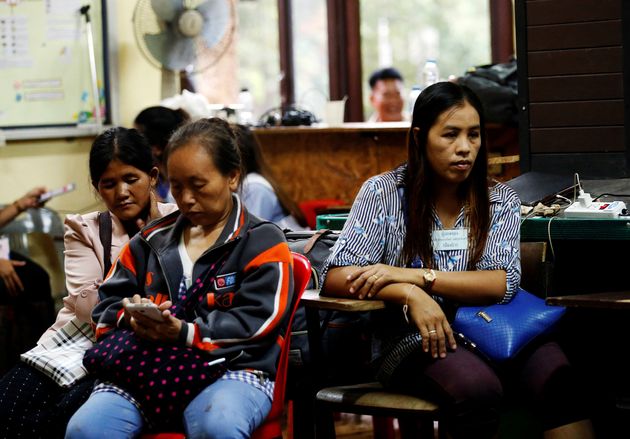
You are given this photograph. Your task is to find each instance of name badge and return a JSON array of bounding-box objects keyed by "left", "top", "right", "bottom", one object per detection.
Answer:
[
  {"left": 432, "top": 228, "right": 468, "bottom": 251},
  {"left": 0, "top": 236, "right": 10, "bottom": 259}
]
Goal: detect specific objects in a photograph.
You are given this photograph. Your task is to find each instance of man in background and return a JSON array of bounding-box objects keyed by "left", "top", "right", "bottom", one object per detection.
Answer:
[{"left": 367, "top": 67, "right": 406, "bottom": 122}]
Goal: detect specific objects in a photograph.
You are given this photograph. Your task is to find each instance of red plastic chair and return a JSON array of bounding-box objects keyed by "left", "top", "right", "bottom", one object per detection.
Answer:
[
  {"left": 251, "top": 252, "right": 311, "bottom": 439},
  {"left": 299, "top": 198, "right": 347, "bottom": 229},
  {"left": 142, "top": 252, "right": 312, "bottom": 439}
]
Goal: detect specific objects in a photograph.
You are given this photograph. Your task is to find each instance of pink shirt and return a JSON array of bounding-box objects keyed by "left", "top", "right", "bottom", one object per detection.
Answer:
[{"left": 37, "top": 203, "right": 178, "bottom": 343}]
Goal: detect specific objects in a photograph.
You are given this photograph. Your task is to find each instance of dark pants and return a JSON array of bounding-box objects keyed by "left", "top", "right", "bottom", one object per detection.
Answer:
[
  {"left": 0, "top": 251, "right": 55, "bottom": 375},
  {"left": 0, "top": 362, "right": 95, "bottom": 438},
  {"left": 388, "top": 340, "right": 589, "bottom": 439}
]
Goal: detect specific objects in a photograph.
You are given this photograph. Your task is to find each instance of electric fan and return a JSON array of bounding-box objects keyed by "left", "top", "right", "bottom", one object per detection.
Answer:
[{"left": 133, "top": 0, "right": 235, "bottom": 98}]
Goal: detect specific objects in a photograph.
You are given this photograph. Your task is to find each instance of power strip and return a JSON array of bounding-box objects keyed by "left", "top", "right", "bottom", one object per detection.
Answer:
[{"left": 563, "top": 200, "right": 626, "bottom": 218}]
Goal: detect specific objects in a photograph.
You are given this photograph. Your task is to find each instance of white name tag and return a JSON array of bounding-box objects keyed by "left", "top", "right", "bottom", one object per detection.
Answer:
[
  {"left": 0, "top": 235, "right": 10, "bottom": 259},
  {"left": 432, "top": 228, "right": 468, "bottom": 251}
]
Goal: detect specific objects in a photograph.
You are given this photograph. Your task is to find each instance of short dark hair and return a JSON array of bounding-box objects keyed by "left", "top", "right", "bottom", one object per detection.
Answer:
[
  {"left": 166, "top": 117, "right": 243, "bottom": 180},
  {"left": 89, "top": 127, "right": 154, "bottom": 188},
  {"left": 134, "top": 106, "right": 189, "bottom": 151},
  {"left": 368, "top": 67, "right": 404, "bottom": 89}
]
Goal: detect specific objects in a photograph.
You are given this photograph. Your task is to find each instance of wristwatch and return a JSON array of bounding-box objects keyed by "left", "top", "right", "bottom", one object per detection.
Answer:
[{"left": 422, "top": 268, "right": 436, "bottom": 290}]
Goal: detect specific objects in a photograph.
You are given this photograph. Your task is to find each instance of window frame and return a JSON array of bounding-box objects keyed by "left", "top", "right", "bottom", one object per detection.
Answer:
[{"left": 277, "top": 0, "right": 513, "bottom": 121}]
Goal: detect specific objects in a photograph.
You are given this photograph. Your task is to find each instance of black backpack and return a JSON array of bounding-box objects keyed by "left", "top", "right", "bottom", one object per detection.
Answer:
[{"left": 458, "top": 59, "right": 518, "bottom": 125}]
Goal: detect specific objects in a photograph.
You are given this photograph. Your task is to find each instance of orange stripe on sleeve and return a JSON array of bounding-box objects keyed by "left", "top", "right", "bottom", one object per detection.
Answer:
[
  {"left": 116, "top": 243, "right": 137, "bottom": 277},
  {"left": 253, "top": 261, "right": 291, "bottom": 340},
  {"left": 95, "top": 325, "right": 114, "bottom": 340},
  {"left": 190, "top": 323, "right": 221, "bottom": 352},
  {"left": 154, "top": 293, "right": 168, "bottom": 306},
  {"left": 244, "top": 242, "right": 291, "bottom": 273}
]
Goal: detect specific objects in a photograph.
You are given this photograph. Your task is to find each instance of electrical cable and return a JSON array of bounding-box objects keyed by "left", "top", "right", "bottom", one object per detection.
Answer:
[
  {"left": 520, "top": 208, "right": 536, "bottom": 227},
  {"left": 546, "top": 216, "right": 558, "bottom": 261},
  {"left": 554, "top": 194, "right": 572, "bottom": 206},
  {"left": 593, "top": 193, "right": 630, "bottom": 201}
]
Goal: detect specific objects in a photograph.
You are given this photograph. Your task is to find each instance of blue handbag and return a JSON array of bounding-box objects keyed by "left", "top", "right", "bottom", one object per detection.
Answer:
[{"left": 451, "top": 288, "right": 566, "bottom": 363}]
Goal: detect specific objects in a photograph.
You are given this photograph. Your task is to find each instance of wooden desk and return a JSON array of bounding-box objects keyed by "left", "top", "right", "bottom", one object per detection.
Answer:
[
  {"left": 546, "top": 290, "right": 630, "bottom": 436},
  {"left": 300, "top": 289, "right": 386, "bottom": 438},
  {"left": 521, "top": 216, "right": 630, "bottom": 241},
  {"left": 546, "top": 291, "right": 630, "bottom": 310},
  {"left": 301, "top": 289, "right": 385, "bottom": 311}
]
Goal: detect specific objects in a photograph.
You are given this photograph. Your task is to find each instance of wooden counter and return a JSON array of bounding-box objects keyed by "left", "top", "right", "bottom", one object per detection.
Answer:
[
  {"left": 253, "top": 122, "right": 518, "bottom": 205},
  {"left": 253, "top": 123, "right": 409, "bottom": 204}
]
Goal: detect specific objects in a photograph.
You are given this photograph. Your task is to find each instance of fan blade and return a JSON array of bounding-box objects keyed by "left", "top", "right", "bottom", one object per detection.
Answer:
[
  {"left": 195, "top": 0, "right": 230, "bottom": 48},
  {"left": 144, "top": 31, "right": 171, "bottom": 66},
  {"left": 164, "top": 35, "right": 198, "bottom": 71},
  {"left": 150, "top": 0, "right": 184, "bottom": 22},
  {"left": 144, "top": 30, "right": 196, "bottom": 71}
]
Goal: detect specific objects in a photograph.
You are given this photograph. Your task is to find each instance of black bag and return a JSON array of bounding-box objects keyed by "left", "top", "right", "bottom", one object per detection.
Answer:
[
  {"left": 458, "top": 59, "right": 518, "bottom": 125},
  {"left": 285, "top": 229, "right": 338, "bottom": 291},
  {"left": 285, "top": 230, "right": 371, "bottom": 383},
  {"left": 84, "top": 329, "right": 227, "bottom": 430}
]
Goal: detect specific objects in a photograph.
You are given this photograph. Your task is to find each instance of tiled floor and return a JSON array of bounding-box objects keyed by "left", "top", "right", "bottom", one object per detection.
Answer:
[
  {"left": 335, "top": 414, "right": 377, "bottom": 438},
  {"left": 285, "top": 414, "right": 405, "bottom": 439},
  {"left": 292, "top": 415, "right": 440, "bottom": 439}
]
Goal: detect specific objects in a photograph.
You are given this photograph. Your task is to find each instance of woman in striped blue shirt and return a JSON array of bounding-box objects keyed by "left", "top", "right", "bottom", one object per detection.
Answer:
[{"left": 323, "top": 82, "right": 593, "bottom": 438}]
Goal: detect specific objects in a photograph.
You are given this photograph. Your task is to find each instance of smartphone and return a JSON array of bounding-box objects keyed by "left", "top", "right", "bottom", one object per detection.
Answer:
[
  {"left": 38, "top": 183, "right": 76, "bottom": 203},
  {"left": 125, "top": 302, "right": 164, "bottom": 321}
]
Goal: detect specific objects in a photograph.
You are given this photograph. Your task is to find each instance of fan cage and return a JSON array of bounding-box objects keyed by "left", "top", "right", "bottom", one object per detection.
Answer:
[{"left": 132, "top": 0, "right": 236, "bottom": 74}]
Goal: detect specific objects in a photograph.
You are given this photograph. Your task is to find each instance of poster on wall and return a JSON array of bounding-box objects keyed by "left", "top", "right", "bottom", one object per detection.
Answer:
[{"left": 0, "top": 0, "right": 110, "bottom": 136}]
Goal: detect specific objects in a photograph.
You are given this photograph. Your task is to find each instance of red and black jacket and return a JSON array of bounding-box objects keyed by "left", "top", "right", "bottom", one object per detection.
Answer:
[{"left": 92, "top": 196, "right": 294, "bottom": 379}]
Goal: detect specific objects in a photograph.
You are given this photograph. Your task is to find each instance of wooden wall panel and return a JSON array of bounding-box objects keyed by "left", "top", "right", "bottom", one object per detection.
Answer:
[
  {"left": 529, "top": 101, "right": 624, "bottom": 127},
  {"left": 530, "top": 127, "right": 625, "bottom": 153},
  {"left": 530, "top": 152, "right": 628, "bottom": 178},
  {"left": 527, "top": 20, "right": 622, "bottom": 51},
  {"left": 519, "top": 0, "right": 627, "bottom": 177},
  {"left": 528, "top": 74, "right": 623, "bottom": 102},
  {"left": 526, "top": 0, "right": 620, "bottom": 26},
  {"left": 528, "top": 47, "right": 622, "bottom": 76}
]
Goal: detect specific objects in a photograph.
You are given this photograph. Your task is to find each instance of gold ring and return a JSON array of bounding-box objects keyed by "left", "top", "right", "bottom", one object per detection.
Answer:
[
  {"left": 371, "top": 274, "right": 379, "bottom": 281},
  {"left": 428, "top": 329, "right": 437, "bottom": 334}
]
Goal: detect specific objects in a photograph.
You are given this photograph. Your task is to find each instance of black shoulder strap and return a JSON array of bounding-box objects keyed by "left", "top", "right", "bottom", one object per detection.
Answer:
[{"left": 98, "top": 211, "right": 113, "bottom": 276}]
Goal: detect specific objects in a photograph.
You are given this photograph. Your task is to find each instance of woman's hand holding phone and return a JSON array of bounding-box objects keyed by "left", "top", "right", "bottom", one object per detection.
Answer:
[
  {"left": 123, "top": 294, "right": 181, "bottom": 342},
  {"left": 37, "top": 183, "right": 76, "bottom": 203},
  {"left": 125, "top": 302, "right": 164, "bottom": 321}
]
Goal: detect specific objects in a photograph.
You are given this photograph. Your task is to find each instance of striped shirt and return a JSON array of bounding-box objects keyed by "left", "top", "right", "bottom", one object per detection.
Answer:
[
  {"left": 324, "top": 163, "right": 522, "bottom": 304},
  {"left": 323, "top": 164, "right": 522, "bottom": 358}
]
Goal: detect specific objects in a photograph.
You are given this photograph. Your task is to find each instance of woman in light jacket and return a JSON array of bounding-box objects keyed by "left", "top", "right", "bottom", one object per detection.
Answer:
[{"left": 0, "top": 127, "right": 177, "bottom": 438}]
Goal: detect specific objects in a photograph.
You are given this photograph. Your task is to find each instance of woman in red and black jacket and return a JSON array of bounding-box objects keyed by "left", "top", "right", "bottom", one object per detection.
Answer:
[{"left": 67, "top": 118, "right": 294, "bottom": 439}]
